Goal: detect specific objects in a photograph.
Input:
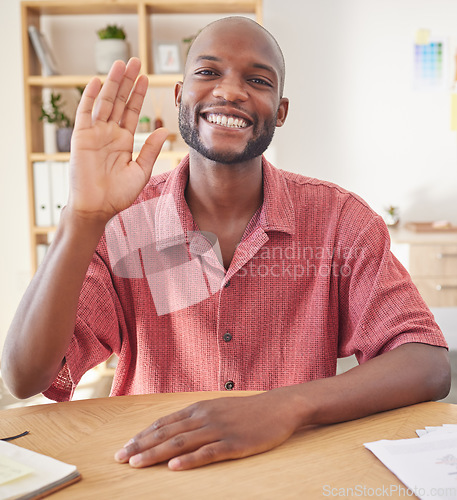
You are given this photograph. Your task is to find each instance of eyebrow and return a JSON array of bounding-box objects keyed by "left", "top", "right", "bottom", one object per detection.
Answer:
[
  {"left": 196, "top": 55, "right": 221, "bottom": 63},
  {"left": 195, "top": 56, "right": 277, "bottom": 78},
  {"left": 252, "top": 63, "right": 277, "bottom": 76}
]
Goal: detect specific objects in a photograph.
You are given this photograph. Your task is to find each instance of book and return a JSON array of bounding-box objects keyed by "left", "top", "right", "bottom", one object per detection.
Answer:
[
  {"left": 0, "top": 440, "right": 80, "bottom": 499},
  {"left": 27, "top": 26, "right": 59, "bottom": 76}
]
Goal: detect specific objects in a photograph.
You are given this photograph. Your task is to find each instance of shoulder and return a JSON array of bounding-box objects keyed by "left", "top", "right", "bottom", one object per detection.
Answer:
[
  {"left": 266, "top": 163, "right": 386, "bottom": 247},
  {"left": 279, "top": 168, "right": 371, "bottom": 208},
  {"left": 271, "top": 165, "right": 377, "bottom": 223}
]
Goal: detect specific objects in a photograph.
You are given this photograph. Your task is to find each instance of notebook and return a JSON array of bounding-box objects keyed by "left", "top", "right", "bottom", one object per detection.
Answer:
[{"left": 0, "top": 440, "right": 80, "bottom": 499}]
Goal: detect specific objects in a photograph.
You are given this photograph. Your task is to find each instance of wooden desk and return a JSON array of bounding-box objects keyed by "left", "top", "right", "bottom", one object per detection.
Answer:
[{"left": 1, "top": 392, "right": 457, "bottom": 499}]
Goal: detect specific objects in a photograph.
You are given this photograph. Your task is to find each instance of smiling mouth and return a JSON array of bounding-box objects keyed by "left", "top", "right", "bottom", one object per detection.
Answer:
[{"left": 202, "top": 113, "right": 251, "bottom": 129}]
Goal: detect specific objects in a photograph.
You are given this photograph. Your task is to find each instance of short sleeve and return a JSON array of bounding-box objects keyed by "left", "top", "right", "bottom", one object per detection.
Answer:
[
  {"left": 337, "top": 215, "right": 448, "bottom": 362},
  {"left": 43, "top": 248, "right": 123, "bottom": 401}
]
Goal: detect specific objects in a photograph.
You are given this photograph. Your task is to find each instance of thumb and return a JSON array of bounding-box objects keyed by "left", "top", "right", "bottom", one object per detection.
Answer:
[{"left": 136, "top": 128, "right": 170, "bottom": 177}]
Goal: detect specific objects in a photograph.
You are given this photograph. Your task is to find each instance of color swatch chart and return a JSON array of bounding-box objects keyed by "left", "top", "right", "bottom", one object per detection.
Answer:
[{"left": 413, "top": 40, "right": 445, "bottom": 89}]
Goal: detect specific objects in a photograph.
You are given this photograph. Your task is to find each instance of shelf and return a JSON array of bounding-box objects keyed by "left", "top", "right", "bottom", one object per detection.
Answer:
[
  {"left": 33, "top": 225, "right": 57, "bottom": 235},
  {"left": 145, "top": 0, "right": 261, "bottom": 15},
  {"left": 28, "top": 74, "right": 183, "bottom": 87},
  {"left": 22, "top": 0, "right": 262, "bottom": 273},
  {"left": 23, "top": 0, "right": 260, "bottom": 17},
  {"left": 23, "top": 1, "right": 140, "bottom": 16},
  {"left": 31, "top": 152, "right": 70, "bottom": 161},
  {"left": 31, "top": 150, "right": 187, "bottom": 162},
  {"left": 132, "top": 149, "right": 188, "bottom": 162},
  {"left": 157, "top": 150, "right": 187, "bottom": 159}
]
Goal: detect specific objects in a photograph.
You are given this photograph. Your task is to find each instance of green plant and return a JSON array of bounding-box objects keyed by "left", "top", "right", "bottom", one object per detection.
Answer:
[
  {"left": 39, "top": 92, "right": 72, "bottom": 129},
  {"left": 97, "top": 24, "right": 126, "bottom": 40},
  {"left": 385, "top": 205, "right": 399, "bottom": 217}
]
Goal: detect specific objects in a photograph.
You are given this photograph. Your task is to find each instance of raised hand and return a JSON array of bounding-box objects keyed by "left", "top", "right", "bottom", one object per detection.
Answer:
[
  {"left": 68, "top": 57, "right": 168, "bottom": 224},
  {"left": 114, "top": 389, "right": 302, "bottom": 470}
]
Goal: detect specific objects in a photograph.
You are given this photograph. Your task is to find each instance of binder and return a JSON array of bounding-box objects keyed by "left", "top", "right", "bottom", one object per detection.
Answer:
[
  {"left": 50, "top": 161, "right": 69, "bottom": 225},
  {"left": 33, "top": 161, "right": 52, "bottom": 227}
]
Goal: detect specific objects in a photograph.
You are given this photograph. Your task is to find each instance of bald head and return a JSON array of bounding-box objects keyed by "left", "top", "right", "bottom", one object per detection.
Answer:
[{"left": 185, "top": 17, "right": 286, "bottom": 97}]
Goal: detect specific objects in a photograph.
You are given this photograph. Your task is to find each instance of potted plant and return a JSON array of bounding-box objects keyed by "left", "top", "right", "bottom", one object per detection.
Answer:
[
  {"left": 384, "top": 205, "right": 400, "bottom": 227},
  {"left": 39, "top": 92, "right": 73, "bottom": 152},
  {"left": 95, "top": 24, "right": 129, "bottom": 74}
]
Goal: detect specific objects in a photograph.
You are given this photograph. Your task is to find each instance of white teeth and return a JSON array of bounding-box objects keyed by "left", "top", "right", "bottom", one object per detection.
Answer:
[{"left": 206, "top": 113, "right": 248, "bottom": 128}]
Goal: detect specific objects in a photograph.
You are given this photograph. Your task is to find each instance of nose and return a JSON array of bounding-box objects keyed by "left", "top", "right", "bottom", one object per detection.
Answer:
[{"left": 212, "top": 74, "right": 248, "bottom": 102}]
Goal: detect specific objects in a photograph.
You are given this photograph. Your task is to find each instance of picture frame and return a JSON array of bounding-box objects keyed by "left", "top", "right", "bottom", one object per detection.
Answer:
[{"left": 153, "top": 42, "right": 182, "bottom": 74}]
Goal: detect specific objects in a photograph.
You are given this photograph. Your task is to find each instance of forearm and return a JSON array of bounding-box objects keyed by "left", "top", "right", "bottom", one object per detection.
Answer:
[
  {"left": 1, "top": 209, "right": 106, "bottom": 399},
  {"left": 281, "top": 343, "right": 451, "bottom": 429},
  {"left": 2, "top": 60, "right": 165, "bottom": 400}
]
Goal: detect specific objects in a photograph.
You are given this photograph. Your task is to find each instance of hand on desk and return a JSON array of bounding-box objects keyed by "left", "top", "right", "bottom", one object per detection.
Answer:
[
  {"left": 114, "top": 344, "right": 451, "bottom": 471},
  {"left": 114, "top": 389, "right": 300, "bottom": 470}
]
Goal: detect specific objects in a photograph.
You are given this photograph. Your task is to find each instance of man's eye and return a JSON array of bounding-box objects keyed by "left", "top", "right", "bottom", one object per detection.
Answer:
[
  {"left": 250, "top": 78, "right": 272, "bottom": 87},
  {"left": 196, "top": 70, "right": 217, "bottom": 76}
]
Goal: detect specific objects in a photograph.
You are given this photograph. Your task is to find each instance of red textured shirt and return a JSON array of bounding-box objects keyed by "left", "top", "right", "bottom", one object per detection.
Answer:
[{"left": 45, "top": 156, "right": 447, "bottom": 401}]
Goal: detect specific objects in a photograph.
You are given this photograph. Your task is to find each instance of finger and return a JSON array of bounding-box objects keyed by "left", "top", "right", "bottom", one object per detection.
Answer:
[
  {"left": 134, "top": 405, "right": 192, "bottom": 441},
  {"left": 115, "top": 403, "right": 192, "bottom": 460},
  {"left": 109, "top": 58, "right": 142, "bottom": 124},
  {"left": 73, "top": 77, "right": 102, "bottom": 130},
  {"left": 114, "top": 406, "right": 205, "bottom": 465},
  {"left": 126, "top": 427, "right": 217, "bottom": 468},
  {"left": 168, "top": 441, "right": 238, "bottom": 471},
  {"left": 135, "top": 128, "right": 169, "bottom": 178},
  {"left": 92, "top": 60, "right": 127, "bottom": 122},
  {"left": 119, "top": 74, "right": 149, "bottom": 135},
  {"left": 115, "top": 404, "right": 196, "bottom": 462}
]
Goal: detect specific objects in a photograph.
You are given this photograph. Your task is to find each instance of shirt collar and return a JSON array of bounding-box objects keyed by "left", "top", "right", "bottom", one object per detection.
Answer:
[
  {"left": 154, "top": 155, "right": 295, "bottom": 250},
  {"left": 259, "top": 157, "right": 295, "bottom": 235}
]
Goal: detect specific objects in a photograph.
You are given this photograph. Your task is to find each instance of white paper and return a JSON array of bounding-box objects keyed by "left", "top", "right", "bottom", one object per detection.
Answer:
[{"left": 365, "top": 426, "right": 457, "bottom": 499}]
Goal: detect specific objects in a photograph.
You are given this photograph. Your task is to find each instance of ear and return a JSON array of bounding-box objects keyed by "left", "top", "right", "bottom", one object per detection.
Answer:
[
  {"left": 275, "top": 97, "right": 289, "bottom": 127},
  {"left": 175, "top": 81, "right": 183, "bottom": 108}
]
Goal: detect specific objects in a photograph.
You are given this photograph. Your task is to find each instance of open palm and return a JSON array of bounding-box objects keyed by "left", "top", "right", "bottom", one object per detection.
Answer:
[{"left": 68, "top": 58, "right": 168, "bottom": 224}]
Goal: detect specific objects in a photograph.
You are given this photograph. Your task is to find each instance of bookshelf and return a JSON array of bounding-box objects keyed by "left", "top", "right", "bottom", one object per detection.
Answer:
[{"left": 21, "top": 0, "right": 263, "bottom": 273}]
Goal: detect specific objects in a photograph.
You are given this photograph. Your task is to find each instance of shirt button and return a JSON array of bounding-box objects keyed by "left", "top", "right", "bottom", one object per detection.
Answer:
[
  {"left": 223, "top": 332, "right": 232, "bottom": 342},
  {"left": 224, "top": 380, "right": 235, "bottom": 390},
  {"left": 224, "top": 280, "right": 231, "bottom": 288}
]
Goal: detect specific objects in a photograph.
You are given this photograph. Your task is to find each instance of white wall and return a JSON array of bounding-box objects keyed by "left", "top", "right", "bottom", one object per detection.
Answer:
[
  {"left": 264, "top": 0, "right": 457, "bottom": 223},
  {"left": 1, "top": 0, "right": 457, "bottom": 352},
  {"left": 0, "top": 1, "right": 29, "bottom": 350}
]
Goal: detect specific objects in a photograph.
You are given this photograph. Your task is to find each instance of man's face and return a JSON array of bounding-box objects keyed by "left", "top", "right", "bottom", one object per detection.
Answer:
[{"left": 175, "top": 20, "right": 288, "bottom": 165}]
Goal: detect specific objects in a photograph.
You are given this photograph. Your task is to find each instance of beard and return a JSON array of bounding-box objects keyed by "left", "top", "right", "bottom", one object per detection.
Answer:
[{"left": 178, "top": 102, "right": 277, "bottom": 164}]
